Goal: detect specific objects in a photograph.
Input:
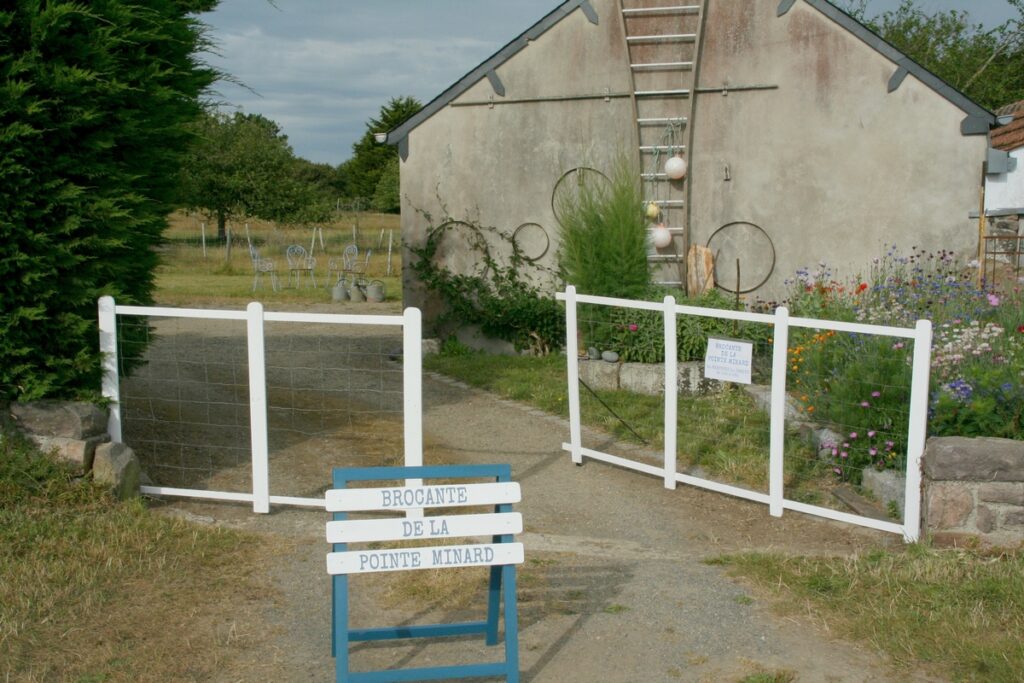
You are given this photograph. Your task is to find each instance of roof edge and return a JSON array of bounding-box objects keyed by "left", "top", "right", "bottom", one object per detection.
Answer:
[
  {"left": 385, "top": 0, "right": 591, "bottom": 145},
  {"left": 800, "top": 0, "right": 996, "bottom": 132}
]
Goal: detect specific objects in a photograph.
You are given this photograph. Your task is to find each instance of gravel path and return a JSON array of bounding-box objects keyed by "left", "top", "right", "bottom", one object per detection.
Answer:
[{"left": 134, "top": 304, "right": 940, "bottom": 682}]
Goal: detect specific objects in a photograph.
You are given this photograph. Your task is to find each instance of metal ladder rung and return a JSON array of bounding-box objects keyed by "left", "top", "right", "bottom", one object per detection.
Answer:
[
  {"left": 626, "top": 34, "right": 696, "bottom": 43},
  {"left": 653, "top": 280, "right": 685, "bottom": 286},
  {"left": 637, "top": 117, "right": 688, "bottom": 126},
  {"left": 622, "top": 5, "right": 700, "bottom": 15},
  {"left": 631, "top": 61, "right": 694, "bottom": 71},
  {"left": 648, "top": 200, "right": 685, "bottom": 206},
  {"left": 639, "top": 145, "right": 687, "bottom": 152},
  {"left": 647, "top": 254, "right": 685, "bottom": 261},
  {"left": 645, "top": 226, "right": 686, "bottom": 233},
  {"left": 635, "top": 89, "right": 691, "bottom": 98}
]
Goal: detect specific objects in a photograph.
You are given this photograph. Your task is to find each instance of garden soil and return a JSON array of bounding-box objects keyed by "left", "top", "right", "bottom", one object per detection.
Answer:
[{"left": 133, "top": 303, "right": 942, "bottom": 682}]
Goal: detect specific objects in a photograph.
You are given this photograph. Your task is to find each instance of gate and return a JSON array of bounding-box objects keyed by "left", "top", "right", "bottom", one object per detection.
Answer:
[
  {"left": 98, "top": 296, "right": 423, "bottom": 513},
  {"left": 558, "top": 286, "right": 933, "bottom": 542}
]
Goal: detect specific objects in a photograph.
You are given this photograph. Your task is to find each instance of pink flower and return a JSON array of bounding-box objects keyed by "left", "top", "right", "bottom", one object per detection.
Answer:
[
  {"left": 861, "top": 401, "right": 870, "bottom": 407},
  {"left": 849, "top": 432, "right": 858, "bottom": 439},
  {"left": 987, "top": 293, "right": 1000, "bottom": 306},
  {"left": 871, "top": 391, "right": 881, "bottom": 398},
  {"left": 869, "top": 448, "right": 878, "bottom": 456},
  {"left": 868, "top": 430, "right": 876, "bottom": 437},
  {"left": 831, "top": 448, "right": 838, "bottom": 456},
  {"left": 628, "top": 324, "right": 638, "bottom": 332},
  {"left": 833, "top": 467, "right": 842, "bottom": 474},
  {"left": 892, "top": 342, "right": 904, "bottom": 350},
  {"left": 840, "top": 451, "right": 848, "bottom": 458}
]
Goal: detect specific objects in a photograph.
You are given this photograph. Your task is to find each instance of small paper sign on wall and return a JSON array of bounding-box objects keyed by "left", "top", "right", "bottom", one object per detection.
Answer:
[{"left": 704, "top": 337, "right": 754, "bottom": 384}]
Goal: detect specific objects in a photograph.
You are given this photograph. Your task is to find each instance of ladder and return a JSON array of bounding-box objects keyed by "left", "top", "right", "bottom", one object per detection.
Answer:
[{"left": 619, "top": 1, "right": 706, "bottom": 288}]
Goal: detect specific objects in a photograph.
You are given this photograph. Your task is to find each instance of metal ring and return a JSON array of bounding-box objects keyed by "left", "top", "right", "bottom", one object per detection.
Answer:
[
  {"left": 705, "top": 220, "right": 776, "bottom": 294},
  {"left": 511, "top": 222, "right": 550, "bottom": 262},
  {"left": 550, "top": 167, "right": 611, "bottom": 227},
  {"left": 431, "top": 220, "right": 491, "bottom": 278}
]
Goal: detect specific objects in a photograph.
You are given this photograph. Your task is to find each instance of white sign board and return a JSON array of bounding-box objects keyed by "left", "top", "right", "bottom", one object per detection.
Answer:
[
  {"left": 326, "top": 482, "right": 521, "bottom": 512},
  {"left": 704, "top": 337, "right": 753, "bottom": 384},
  {"left": 326, "top": 542, "right": 524, "bottom": 575},
  {"left": 327, "top": 512, "right": 522, "bottom": 544}
]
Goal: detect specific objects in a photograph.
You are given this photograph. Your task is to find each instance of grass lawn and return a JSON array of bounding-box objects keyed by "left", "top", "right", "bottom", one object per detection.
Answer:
[
  {"left": 0, "top": 434, "right": 273, "bottom": 682},
  {"left": 155, "top": 211, "right": 402, "bottom": 307},
  {"left": 712, "top": 546, "right": 1024, "bottom": 682},
  {"left": 423, "top": 351, "right": 829, "bottom": 497}
]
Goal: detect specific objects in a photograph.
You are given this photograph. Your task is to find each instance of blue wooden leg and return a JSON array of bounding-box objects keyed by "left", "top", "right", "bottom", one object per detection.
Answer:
[
  {"left": 485, "top": 564, "right": 502, "bottom": 646},
  {"left": 503, "top": 564, "right": 520, "bottom": 682},
  {"left": 334, "top": 573, "right": 349, "bottom": 682}
]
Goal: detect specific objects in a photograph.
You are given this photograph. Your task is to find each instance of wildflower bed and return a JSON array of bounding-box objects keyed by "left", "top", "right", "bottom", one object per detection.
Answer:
[{"left": 781, "top": 247, "right": 1024, "bottom": 484}]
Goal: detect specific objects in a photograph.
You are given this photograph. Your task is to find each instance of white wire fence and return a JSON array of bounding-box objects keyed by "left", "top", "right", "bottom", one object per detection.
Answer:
[
  {"left": 558, "top": 286, "right": 932, "bottom": 542},
  {"left": 98, "top": 297, "right": 422, "bottom": 512}
]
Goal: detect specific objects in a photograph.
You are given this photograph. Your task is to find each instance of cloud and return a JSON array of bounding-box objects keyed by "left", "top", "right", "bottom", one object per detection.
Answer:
[{"left": 201, "top": 0, "right": 559, "bottom": 164}]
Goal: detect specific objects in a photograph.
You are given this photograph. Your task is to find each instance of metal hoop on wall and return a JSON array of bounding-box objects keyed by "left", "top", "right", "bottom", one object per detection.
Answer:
[
  {"left": 706, "top": 221, "right": 776, "bottom": 294},
  {"left": 550, "top": 167, "right": 611, "bottom": 227},
  {"left": 511, "top": 222, "right": 550, "bottom": 262}
]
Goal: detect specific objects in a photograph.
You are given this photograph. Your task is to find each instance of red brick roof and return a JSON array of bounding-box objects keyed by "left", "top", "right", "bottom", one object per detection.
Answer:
[{"left": 992, "top": 101, "right": 1024, "bottom": 152}]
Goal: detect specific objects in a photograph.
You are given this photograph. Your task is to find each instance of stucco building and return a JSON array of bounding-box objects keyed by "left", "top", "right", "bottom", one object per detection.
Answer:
[{"left": 385, "top": 0, "right": 997, "bottom": 318}]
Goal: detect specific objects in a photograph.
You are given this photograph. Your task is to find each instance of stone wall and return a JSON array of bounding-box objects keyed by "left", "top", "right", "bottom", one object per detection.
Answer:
[
  {"left": 577, "top": 359, "right": 723, "bottom": 397},
  {"left": 6, "top": 401, "right": 141, "bottom": 500},
  {"left": 922, "top": 436, "right": 1024, "bottom": 546}
]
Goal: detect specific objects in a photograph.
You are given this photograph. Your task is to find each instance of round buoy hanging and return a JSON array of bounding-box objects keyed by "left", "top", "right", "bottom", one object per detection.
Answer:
[
  {"left": 645, "top": 202, "right": 660, "bottom": 220},
  {"left": 665, "top": 155, "right": 687, "bottom": 180},
  {"left": 651, "top": 223, "right": 672, "bottom": 248}
]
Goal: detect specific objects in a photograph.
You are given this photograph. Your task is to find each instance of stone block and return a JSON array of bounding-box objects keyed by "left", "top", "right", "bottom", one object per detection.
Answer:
[
  {"left": 29, "top": 434, "right": 108, "bottom": 474},
  {"left": 923, "top": 436, "right": 1024, "bottom": 481},
  {"left": 978, "top": 482, "right": 1024, "bottom": 505},
  {"left": 578, "top": 359, "right": 619, "bottom": 392},
  {"left": 1004, "top": 508, "right": 1024, "bottom": 527},
  {"left": 862, "top": 468, "right": 906, "bottom": 516},
  {"left": 11, "top": 400, "right": 108, "bottom": 439},
  {"left": 93, "top": 442, "right": 141, "bottom": 500},
  {"left": 742, "top": 384, "right": 801, "bottom": 420},
  {"left": 422, "top": 338, "right": 441, "bottom": 355},
  {"left": 813, "top": 427, "right": 844, "bottom": 461},
  {"left": 677, "top": 361, "right": 724, "bottom": 396},
  {"left": 620, "top": 363, "right": 663, "bottom": 395},
  {"left": 924, "top": 482, "right": 974, "bottom": 530},
  {"left": 975, "top": 505, "right": 996, "bottom": 533}
]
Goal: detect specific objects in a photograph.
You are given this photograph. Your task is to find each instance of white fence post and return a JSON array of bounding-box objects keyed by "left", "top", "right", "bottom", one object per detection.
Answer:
[
  {"left": 98, "top": 296, "right": 122, "bottom": 443},
  {"left": 564, "top": 286, "right": 583, "bottom": 465},
  {"left": 903, "top": 319, "right": 933, "bottom": 543},
  {"left": 768, "top": 306, "right": 790, "bottom": 517},
  {"left": 402, "top": 307, "right": 424, "bottom": 470},
  {"left": 246, "top": 302, "right": 271, "bottom": 514},
  {"left": 663, "top": 296, "right": 677, "bottom": 490}
]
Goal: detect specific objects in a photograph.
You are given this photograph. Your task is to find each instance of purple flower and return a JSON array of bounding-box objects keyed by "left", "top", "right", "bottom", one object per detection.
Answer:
[{"left": 871, "top": 391, "right": 881, "bottom": 398}]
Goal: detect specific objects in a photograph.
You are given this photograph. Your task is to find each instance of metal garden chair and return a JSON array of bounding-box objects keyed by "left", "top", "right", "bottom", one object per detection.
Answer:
[
  {"left": 286, "top": 244, "right": 317, "bottom": 288},
  {"left": 249, "top": 245, "right": 280, "bottom": 292}
]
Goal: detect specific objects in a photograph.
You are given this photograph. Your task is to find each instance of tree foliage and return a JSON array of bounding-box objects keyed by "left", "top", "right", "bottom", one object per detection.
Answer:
[
  {"left": 340, "top": 96, "right": 421, "bottom": 208},
  {"left": 0, "top": 0, "right": 218, "bottom": 401},
  {"left": 842, "top": 0, "right": 1024, "bottom": 110},
  {"left": 178, "top": 111, "right": 331, "bottom": 237}
]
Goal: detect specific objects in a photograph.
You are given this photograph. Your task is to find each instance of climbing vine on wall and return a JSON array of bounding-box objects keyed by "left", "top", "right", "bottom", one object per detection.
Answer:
[{"left": 407, "top": 212, "right": 564, "bottom": 355}]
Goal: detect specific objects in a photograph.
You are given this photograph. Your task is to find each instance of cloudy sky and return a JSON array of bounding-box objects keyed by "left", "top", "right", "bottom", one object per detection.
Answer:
[{"left": 200, "top": 0, "right": 1018, "bottom": 166}]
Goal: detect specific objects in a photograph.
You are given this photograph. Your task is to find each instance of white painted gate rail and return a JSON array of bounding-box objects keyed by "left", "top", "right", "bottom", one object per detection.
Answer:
[
  {"left": 557, "top": 286, "right": 933, "bottom": 542},
  {"left": 97, "top": 296, "right": 423, "bottom": 513}
]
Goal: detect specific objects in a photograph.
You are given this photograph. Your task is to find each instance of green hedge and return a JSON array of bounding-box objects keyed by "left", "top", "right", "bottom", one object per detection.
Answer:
[{"left": 0, "top": 1, "right": 217, "bottom": 400}]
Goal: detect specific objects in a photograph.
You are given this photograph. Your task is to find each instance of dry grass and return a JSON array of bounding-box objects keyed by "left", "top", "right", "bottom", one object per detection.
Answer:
[
  {"left": 712, "top": 545, "right": 1024, "bottom": 682},
  {"left": 0, "top": 435, "right": 276, "bottom": 682},
  {"left": 155, "top": 211, "right": 402, "bottom": 306}
]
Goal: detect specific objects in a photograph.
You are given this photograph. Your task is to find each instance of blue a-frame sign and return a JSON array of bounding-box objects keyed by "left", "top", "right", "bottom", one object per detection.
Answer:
[{"left": 329, "top": 464, "right": 521, "bottom": 682}]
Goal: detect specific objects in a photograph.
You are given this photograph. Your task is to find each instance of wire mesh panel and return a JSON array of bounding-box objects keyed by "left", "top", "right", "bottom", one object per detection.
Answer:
[
  {"left": 119, "top": 315, "right": 253, "bottom": 493},
  {"left": 672, "top": 318, "right": 775, "bottom": 499},
  {"left": 262, "top": 321, "right": 405, "bottom": 501},
  {"left": 784, "top": 326, "right": 917, "bottom": 525}
]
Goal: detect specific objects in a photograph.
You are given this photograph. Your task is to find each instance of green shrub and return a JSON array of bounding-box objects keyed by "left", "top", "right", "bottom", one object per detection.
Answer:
[
  {"left": 556, "top": 160, "right": 650, "bottom": 299},
  {"left": 0, "top": 1, "right": 218, "bottom": 401}
]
